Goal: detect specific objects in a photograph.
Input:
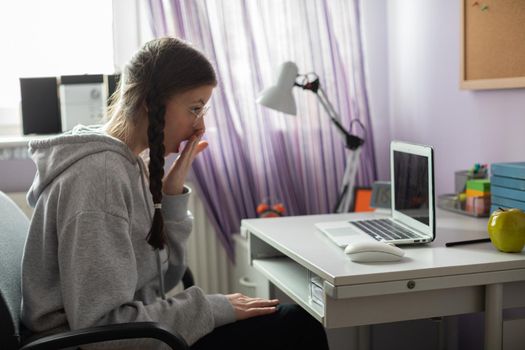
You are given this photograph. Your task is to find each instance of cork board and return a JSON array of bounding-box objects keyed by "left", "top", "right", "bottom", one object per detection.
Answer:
[{"left": 461, "top": 0, "right": 525, "bottom": 90}]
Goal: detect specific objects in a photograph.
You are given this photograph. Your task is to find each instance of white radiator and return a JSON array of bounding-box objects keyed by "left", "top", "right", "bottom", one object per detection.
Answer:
[{"left": 182, "top": 181, "right": 232, "bottom": 295}]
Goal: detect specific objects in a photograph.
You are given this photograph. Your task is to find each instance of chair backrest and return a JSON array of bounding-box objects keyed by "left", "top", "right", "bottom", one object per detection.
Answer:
[{"left": 0, "top": 192, "right": 30, "bottom": 349}]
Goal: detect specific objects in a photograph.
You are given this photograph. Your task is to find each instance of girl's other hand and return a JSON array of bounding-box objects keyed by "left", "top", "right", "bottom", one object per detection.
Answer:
[{"left": 226, "top": 293, "right": 280, "bottom": 320}]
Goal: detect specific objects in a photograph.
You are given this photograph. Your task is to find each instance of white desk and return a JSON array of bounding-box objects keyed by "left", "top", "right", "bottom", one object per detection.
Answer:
[{"left": 241, "top": 209, "right": 525, "bottom": 350}]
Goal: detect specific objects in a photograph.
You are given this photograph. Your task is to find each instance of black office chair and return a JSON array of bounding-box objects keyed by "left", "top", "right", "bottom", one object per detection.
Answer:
[{"left": 0, "top": 191, "right": 193, "bottom": 350}]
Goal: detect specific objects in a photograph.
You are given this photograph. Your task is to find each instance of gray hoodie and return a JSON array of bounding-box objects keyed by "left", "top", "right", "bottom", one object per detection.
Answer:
[{"left": 21, "top": 125, "right": 235, "bottom": 349}]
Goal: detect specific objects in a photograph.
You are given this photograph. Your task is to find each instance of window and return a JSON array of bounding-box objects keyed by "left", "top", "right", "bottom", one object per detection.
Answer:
[{"left": 0, "top": 0, "right": 114, "bottom": 134}]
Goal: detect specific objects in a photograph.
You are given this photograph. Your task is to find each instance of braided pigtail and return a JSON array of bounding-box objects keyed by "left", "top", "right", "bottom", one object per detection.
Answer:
[
  {"left": 104, "top": 37, "right": 218, "bottom": 251},
  {"left": 146, "top": 100, "right": 167, "bottom": 250}
]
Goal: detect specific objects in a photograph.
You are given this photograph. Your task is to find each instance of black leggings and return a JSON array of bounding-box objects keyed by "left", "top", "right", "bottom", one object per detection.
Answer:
[{"left": 191, "top": 304, "right": 329, "bottom": 350}]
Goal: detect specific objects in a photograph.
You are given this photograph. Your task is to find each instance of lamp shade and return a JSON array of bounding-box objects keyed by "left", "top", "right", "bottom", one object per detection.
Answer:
[{"left": 256, "top": 61, "right": 298, "bottom": 115}]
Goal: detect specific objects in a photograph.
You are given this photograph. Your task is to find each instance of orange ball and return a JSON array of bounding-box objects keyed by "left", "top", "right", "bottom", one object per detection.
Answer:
[
  {"left": 273, "top": 203, "right": 285, "bottom": 214},
  {"left": 257, "top": 203, "right": 269, "bottom": 214}
]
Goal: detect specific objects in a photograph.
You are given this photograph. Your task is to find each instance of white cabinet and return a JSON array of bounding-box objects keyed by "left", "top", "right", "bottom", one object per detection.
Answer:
[{"left": 230, "top": 234, "right": 270, "bottom": 299}]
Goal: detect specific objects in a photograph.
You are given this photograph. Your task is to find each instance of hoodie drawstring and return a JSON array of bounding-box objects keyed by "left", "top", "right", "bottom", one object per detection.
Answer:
[{"left": 137, "top": 157, "right": 167, "bottom": 300}]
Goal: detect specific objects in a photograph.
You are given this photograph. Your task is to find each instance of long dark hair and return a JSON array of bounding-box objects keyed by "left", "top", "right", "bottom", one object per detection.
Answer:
[{"left": 107, "top": 37, "right": 217, "bottom": 250}]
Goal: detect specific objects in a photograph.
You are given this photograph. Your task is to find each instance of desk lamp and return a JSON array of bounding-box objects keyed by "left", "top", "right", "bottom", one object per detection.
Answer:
[{"left": 257, "top": 61, "right": 365, "bottom": 213}]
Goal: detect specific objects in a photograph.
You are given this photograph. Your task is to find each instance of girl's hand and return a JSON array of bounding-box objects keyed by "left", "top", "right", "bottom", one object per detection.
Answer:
[
  {"left": 226, "top": 293, "right": 280, "bottom": 320},
  {"left": 163, "top": 130, "right": 208, "bottom": 195}
]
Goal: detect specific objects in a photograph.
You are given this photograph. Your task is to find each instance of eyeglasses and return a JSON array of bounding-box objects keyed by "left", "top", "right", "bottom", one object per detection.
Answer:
[{"left": 188, "top": 105, "right": 210, "bottom": 125}]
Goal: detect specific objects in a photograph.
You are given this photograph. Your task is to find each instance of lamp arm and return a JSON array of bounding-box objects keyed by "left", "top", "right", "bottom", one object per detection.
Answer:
[
  {"left": 295, "top": 74, "right": 364, "bottom": 150},
  {"left": 315, "top": 92, "right": 364, "bottom": 151},
  {"left": 317, "top": 87, "right": 342, "bottom": 123}
]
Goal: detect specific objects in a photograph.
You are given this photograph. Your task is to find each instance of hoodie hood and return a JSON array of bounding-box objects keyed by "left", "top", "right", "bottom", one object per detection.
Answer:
[{"left": 27, "top": 124, "right": 138, "bottom": 207}]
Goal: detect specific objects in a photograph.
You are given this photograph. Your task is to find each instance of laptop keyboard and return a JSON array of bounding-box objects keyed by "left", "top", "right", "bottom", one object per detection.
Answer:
[{"left": 350, "top": 219, "right": 422, "bottom": 241}]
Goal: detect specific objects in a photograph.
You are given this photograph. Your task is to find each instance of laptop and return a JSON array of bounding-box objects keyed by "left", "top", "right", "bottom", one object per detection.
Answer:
[{"left": 315, "top": 141, "right": 435, "bottom": 246}]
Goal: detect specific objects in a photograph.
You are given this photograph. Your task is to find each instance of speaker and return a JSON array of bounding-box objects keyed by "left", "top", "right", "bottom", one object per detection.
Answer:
[
  {"left": 20, "top": 77, "right": 61, "bottom": 135},
  {"left": 59, "top": 74, "right": 105, "bottom": 131},
  {"left": 106, "top": 73, "right": 121, "bottom": 105},
  {"left": 20, "top": 74, "right": 120, "bottom": 135}
]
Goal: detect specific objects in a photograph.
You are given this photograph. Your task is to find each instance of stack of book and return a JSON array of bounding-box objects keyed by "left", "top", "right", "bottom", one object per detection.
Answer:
[{"left": 491, "top": 162, "right": 525, "bottom": 213}]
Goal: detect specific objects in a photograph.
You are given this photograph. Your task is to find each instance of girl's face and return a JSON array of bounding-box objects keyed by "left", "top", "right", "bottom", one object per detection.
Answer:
[{"left": 163, "top": 85, "right": 214, "bottom": 154}]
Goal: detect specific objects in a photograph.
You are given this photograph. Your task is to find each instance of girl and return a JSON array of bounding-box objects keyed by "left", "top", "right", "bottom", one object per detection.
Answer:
[{"left": 21, "top": 37, "right": 328, "bottom": 349}]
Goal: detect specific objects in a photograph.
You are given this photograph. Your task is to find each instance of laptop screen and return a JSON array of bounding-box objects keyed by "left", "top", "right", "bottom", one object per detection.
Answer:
[{"left": 393, "top": 151, "right": 429, "bottom": 225}]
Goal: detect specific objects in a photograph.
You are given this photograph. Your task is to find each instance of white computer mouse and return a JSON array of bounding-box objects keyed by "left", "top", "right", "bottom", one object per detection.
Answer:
[{"left": 344, "top": 241, "right": 405, "bottom": 262}]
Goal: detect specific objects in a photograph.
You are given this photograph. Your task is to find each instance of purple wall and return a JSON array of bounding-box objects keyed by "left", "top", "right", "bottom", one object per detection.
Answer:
[
  {"left": 361, "top": 0, "right": 391, "bottom": 185},
  {"left": 362, "top": 1, "right": 525, "bottom": 349},
  {"left": 384, "top": 0, "right": 525, "bottom": 195}
]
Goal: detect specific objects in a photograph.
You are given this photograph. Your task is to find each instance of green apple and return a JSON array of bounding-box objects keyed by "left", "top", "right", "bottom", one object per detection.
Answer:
[{"left": 487, "top": 208, "right": 525, "bottom": 253}]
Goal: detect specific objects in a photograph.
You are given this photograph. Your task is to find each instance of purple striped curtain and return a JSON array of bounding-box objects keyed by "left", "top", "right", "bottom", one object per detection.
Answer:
[{"left": 147, "top": 0, "right": 377, "bottom": 260}]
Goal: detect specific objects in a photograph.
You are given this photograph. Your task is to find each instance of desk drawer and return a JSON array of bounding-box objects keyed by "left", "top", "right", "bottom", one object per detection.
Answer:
[{"left": 325, "top": 268, "right": 525, "bottom": 299}]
